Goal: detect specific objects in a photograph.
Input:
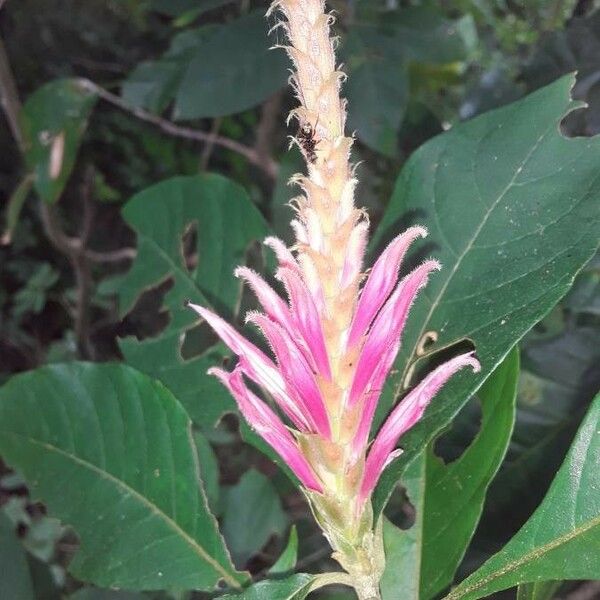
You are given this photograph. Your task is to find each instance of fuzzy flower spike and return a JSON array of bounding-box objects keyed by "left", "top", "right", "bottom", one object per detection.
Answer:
[{"left": 187, "top": 1, "right": 480, "bottom": 597}]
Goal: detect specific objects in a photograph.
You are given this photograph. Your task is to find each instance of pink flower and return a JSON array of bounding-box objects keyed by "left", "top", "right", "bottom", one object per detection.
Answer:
[{"left": 187, "top": 228, "right": 479, "bottom": 501}]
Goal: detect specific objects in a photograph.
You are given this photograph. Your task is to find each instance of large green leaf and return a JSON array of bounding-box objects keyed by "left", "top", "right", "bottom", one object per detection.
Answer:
[
  {"left": 217, "top": 574, "right": 314, "bottom": 600},
  {"left": 0, "top": 363, "right": 244, "bottom": 591},
  {"left": 116, "top": 174, "right": 268, "bottom": 427},
  {"left": 371, "top": 75, "right": 600, "bottom": 516},
  {"left": 175, "top": 11, "right": 288, "bottom": 119},
  {"left": 380, "top": 348, "right": 518, "bottom": 600},
  {"left": 0, "top": 511, "right": 35, "bottom": 600},
  {"left": 343, "top": 7, "right": 473, "bottom": 155},
  {"left": 444, "top": 393, "right": 600, "bottom": 600},
  {"left": 20, "top": 79, "right": 97, "bottom": 204},
  {"left": 380, "top": 7, "right": 472, "bottom": 65},
  {"left": 123, "top": 12, "right": 288, "bottom": 118}
]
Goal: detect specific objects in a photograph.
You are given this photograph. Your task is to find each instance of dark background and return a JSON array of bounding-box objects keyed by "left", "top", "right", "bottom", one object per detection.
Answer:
[{"left": 0, "top": 1, "right": 599, "bottom": 598}]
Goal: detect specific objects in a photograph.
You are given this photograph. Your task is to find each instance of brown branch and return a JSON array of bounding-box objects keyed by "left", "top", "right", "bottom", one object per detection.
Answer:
[
  {"left": 38, "top": 203, "right": 135, "bottom": 264},
  {"left": 71, "top": 167, "right": 95, "bottom": 359},
  {"left": 80, "top": 80, "right": 279, "bottom": 179},
  {"left": 85, "top": 246, "right": 136, "bottom": 262},
  {"left": 38, "top": 168, "right": 96, "bottom": 360},
  {"left": 0, "top": 34, "right": 24, "bottom": 151},
  {"left": 199, "top": 117, "right": 222, "bottom": 171}
]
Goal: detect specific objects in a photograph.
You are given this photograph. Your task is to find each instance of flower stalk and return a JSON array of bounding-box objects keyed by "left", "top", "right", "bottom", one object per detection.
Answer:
[{"left": 188, "top": 1, "right": 480, "bottom": 597}]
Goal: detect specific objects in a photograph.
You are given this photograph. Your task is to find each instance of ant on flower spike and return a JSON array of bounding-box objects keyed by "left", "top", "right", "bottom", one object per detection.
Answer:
[{"left": 297, "top": 120, "right": 319, "bottom": 163}]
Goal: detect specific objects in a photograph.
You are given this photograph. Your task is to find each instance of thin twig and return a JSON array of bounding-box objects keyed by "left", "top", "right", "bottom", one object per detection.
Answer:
[
  {"left": 71, "top": 166, "right": 95, "bottom": 359},
  {"left": 85, "top": 246, "right": 136, "bottom": 262},
  {"left": 35, "top": 207, "right": 135, "bottom": 263},
  {"left": 199, "top": 117, "right": 222, "bottom": 171},
  {"left": 38, "top": 168, "right": 97, "bottom": 361},
  {"left": 81, "top": 80, "right": 279, "bottom": 179},
  {"left": 0, "top": 35, "right": 24, "bottom": 151}
]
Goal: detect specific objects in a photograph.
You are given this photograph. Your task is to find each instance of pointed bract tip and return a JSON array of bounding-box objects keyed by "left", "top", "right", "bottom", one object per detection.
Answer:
[
  {"left": 423, "top": 258, "right": 442, "bottom": 272},
  {"left": 206, "top": 366, "right": 222, "bottom": 377},
  {"left": 409, "top": 224, "right": 428, "bottom": 239},
  {"left": 186, "top": 300, "right": 204, "bottom": 315},
  {"left": 463, "top": 351, "right": 481, "bottom": 373}
]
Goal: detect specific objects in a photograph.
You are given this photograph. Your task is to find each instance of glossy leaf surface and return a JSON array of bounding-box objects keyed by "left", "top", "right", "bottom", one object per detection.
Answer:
[
  {"left": 371, "top": 75, "right": 600, "bottom": 516},
  {"left": 0, "top": 363, "right": 244, "bottom": 591},
  {"left": 217, "top": 574, "right": 314, "bottom": 600},
  {"left": 122, "top": 12, "right": 287, "bottom": 118}
]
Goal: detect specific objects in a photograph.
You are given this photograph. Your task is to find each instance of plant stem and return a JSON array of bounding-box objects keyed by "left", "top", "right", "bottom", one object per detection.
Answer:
[{"left": 80, "top": 79, "right": 279, "bottom": 179}]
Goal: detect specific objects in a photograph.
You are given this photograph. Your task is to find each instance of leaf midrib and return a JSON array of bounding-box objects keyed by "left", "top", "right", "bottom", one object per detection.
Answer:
[
  {"left": 0, "top": 429, "right": 240, "bottom": 588},
  {"left": 444, "top": 513, "right": 600, "bottom": 600}
]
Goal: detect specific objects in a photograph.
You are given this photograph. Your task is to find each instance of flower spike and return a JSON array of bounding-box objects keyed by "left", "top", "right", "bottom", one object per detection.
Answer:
[{"left": 188, "top": 1, "right": 482, "bottom": 596}]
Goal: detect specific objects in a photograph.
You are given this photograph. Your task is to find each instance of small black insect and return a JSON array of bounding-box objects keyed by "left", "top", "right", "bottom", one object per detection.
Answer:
[{"left": 297, "top": 121, "right": 319, "bottom": 163}]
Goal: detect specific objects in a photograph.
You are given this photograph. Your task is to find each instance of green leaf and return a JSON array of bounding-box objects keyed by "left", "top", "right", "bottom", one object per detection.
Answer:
[
  {"left": 343, "top": 27, "right": 409, "bottom": 156},
  {"left": 121, "top": 60, "right": 184, "bottom": 115},
  {"left": 0, "top": 363, "right": 245, "bottom": 591},
  {"left": 383, "top": 7, "right": 471, "bottom": 65},
  {"left": 381, "top": 514, "right": 419, "bottom": 600},
  {"left": 217, "top": 574, "right": 314, "bottom": 600},
  {"left": 380, "top": 348, "right": 518, "bottom": 600},
  {"left": 371, "top": 75, "right": 600, "bottom": 517},
  {"left": 444, "top": 393, "right": 600, "bottom": 600},
  {"left": 0, "top": 512, "right": 35, "bottom": 600},
  {"left": 149, "top": 11, "right": 287, "bottom": 119},
  {"left": 20, "top": 79, "right": 97, "bottom": 204},
  {"left": 222, "top": 469, "right": 288, "bottom": 568},
  {"left": 116, "top": 174, "right": 268, "bottom": 427},
  {"left": 420, "top": 348, "right": 519, "bottom": 598},
  {"left": 269, "top": 526, "right": 299, "bottom": 574}
]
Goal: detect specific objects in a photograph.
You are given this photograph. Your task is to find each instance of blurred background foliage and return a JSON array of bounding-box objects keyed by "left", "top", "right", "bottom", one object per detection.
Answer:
[{"left": 0, "top": 0, "right": 599, "bottom": 598}]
